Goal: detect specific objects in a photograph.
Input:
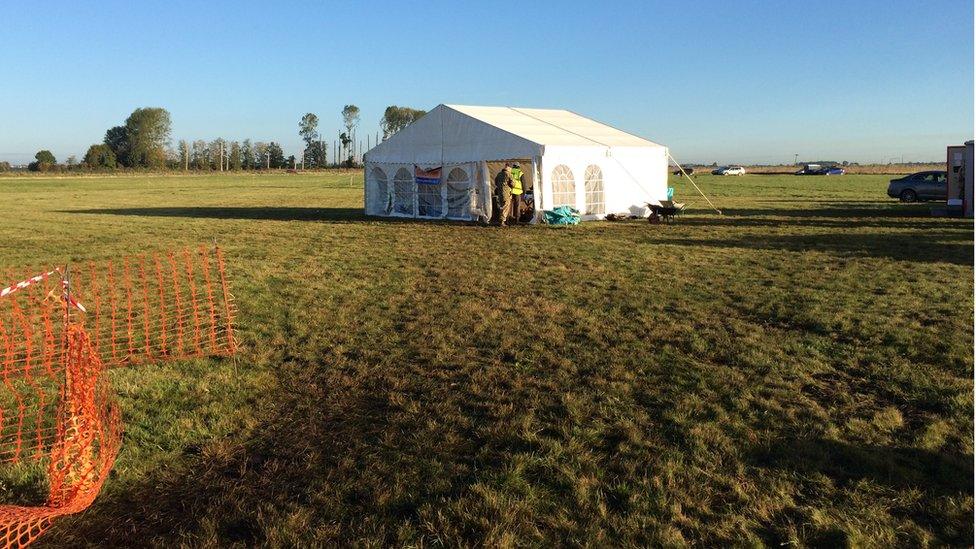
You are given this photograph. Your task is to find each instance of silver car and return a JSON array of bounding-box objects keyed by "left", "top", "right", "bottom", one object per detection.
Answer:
[
  {"left": 887, "top": 171, "right": 947, "bottom": 202},
  {"left": 711, "top": 165, "right": 745, "bottom": 176}
]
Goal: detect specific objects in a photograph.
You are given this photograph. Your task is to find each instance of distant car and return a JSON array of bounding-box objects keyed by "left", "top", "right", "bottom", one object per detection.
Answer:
[
  {"left": 795, "top": 164, "right": 845, "bottom": 175},
  {"left": 887, "top": 171, "right": 947, "bottom": 202},
  {"left": 712, "top": 166, "right": 745, "bottom": 176},
  {"left": 673, "top": 167, "right": 695, "bottom": 176},
  {"left": 795, "top": 163, "right": 823, "bottom": 175}
]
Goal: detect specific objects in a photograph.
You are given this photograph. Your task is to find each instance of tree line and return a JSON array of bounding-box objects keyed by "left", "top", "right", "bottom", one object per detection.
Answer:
[
  {"left": 175, "top": 139, "right": 289, "bottom": 171},
  {"left": 18, "top": 104, "right": 427, "bottom": 172}
]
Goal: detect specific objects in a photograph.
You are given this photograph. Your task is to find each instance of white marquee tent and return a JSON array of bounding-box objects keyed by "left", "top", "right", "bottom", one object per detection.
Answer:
[{"left": 363, "top": 104, "right": 669, "bottom": 222}]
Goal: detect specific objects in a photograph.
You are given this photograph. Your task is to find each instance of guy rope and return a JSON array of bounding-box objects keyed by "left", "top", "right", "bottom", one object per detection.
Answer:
[{"left": 667, "top": 151, "right": 722, "bottom": 215}]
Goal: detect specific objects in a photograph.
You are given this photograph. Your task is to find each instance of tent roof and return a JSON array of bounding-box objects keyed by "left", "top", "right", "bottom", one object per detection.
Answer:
[
  {"left": 365, "top": 104, "right": 664, "bottom": 164},
  {"left": 444, "top": 104, "right": 662, "bottom": 148}
]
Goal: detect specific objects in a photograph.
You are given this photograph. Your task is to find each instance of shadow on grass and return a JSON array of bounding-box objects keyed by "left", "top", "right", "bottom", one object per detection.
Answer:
[
  {"left": 641, "top": 231, "right": 973, "bottom": 265},
  {"left": 60, "top": 207, "right": 492, "bottom": 228},
  {"left": 675, "top": 200, "right": 973, "bottom": 230},
  {"left": 751, "top": 199, "right": 911, "bottom": 205},
  {"left": 724, "top": 204, "right": 939, "bottom": 219},
  {"left": 43, "top": 356, "right": 487, "bottom": 546},
  {"left": 39, "top": 346, "right": 976, "bottom": 546},
  {"left": 45, "top": 380, "right": 360, "bottom": 544},
  {"left": 750, "top": 437, "right": 974, "bottom": 546},
  {"left": 677, "top": 216, "right": 968, "bottom": 231},
  {"left": 61, "top": 207, "right": 368, "bottom": 222},
  {"left": 751, "top": 436, "right": 973, "bottom": 496}
]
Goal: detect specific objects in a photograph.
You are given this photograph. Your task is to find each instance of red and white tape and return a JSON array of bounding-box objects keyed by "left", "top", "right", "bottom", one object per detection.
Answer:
[
  {"left": 0, "top": 270, "right": 58, "bottom": 299},
  {"left": 0, "top": 268, "right": 87, "bottom": 312},
  {"left": 59, "top": 278, "right": 87, "bottom": 313}
]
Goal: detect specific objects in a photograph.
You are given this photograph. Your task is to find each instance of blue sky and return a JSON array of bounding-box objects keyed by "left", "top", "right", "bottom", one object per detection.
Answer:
[{"left": 0, "top": 0, "right": 972, "bottom": 165}]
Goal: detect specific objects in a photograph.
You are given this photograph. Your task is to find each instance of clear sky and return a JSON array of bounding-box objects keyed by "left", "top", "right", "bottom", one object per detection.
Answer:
[{"left": 0, "top": 0, "right": 972, "bottom": 165}]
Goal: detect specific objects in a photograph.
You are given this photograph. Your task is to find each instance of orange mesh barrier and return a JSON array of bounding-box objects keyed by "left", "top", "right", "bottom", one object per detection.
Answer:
[{"left": 0, "top": 245, "right": 237, "bottom": 547}]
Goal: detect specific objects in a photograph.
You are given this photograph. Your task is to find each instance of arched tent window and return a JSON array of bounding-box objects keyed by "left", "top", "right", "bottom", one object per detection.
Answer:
[
  {"left": 417, "top": 167, "right": 444, "bottom": 218},
  {"left": 551, "top": 164, "right": 576, "bottom": 208},
  {"left": 393, "top": 167, "right": 414, "bottom": 215},
  {"left": 584, "top": 165, "right": 605, "bottom": 215},
  {"left": 368, "top": 166, "right": 390, "bottom": 215},
  {"left": 446, "top": 167, "right": 471, "bottom": 218}
]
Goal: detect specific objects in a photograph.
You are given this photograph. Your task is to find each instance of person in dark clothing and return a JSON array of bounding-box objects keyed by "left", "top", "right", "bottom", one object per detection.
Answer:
[{"left": 493, "top": 164, "right": 513, "bottom": 227}]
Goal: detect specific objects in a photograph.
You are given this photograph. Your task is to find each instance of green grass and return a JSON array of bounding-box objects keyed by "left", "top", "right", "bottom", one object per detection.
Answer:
[{"left": 0, "top": 172, "right": 970, "bottom": 546}]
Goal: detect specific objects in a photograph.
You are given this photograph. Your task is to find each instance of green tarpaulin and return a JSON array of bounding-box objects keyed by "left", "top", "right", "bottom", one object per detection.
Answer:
[{"left": 543, "top": 206, "right": 581, "bottom": 225}]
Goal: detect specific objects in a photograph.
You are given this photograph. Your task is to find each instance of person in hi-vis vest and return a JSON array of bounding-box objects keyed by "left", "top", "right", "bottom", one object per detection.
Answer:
[{"left": 510, "top": 163, "right": 525, "bottom": 223}]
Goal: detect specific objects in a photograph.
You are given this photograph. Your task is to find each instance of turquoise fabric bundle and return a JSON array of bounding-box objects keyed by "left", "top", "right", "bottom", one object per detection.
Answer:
[{"left": 543, "top": 206, "right": 581, "bottom": 225}]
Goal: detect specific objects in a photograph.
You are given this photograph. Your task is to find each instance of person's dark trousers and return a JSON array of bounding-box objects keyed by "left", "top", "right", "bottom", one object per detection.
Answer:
[{"left": 510, "top": 194, "right": 523, "bottom": 223}]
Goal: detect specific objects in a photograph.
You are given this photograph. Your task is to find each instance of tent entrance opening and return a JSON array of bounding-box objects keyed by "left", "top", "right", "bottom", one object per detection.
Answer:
[{"left": 488, "top": 159, "right": 535, "bottom": 224}]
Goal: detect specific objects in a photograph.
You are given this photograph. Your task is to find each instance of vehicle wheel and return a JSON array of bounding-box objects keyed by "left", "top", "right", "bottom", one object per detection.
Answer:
[{"left": 900, "top": 189, "right": 917, "bottom": 202}]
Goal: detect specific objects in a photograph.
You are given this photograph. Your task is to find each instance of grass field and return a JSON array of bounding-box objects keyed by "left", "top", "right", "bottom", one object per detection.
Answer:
[{"left": 0, "top": 172, "right": 971, "bottom": 546}]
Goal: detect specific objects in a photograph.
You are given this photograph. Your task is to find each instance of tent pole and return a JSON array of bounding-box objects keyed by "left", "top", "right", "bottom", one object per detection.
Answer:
[{"left": 667, "top": 151, "right": 722, "bottom": 215}]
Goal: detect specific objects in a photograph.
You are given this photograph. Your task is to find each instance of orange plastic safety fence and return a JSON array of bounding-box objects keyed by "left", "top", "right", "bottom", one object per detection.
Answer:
[{"left": 0, "top": 246, "right": 237, "bottom": 547}]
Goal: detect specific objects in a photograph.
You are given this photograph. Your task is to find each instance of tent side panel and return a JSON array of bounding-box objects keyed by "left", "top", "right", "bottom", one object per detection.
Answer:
[
  {"left": 478, "top": 161, "right": 495, "bottom": 223},
  {"left": 444, "top": 162, "right": 484, "bottom": 221},
  {"left": 363, "top": 165, "right": 369, "bottom": 214},
  {"left": 366, "top": 161, "right": 489, "bottom": 222},
  {"left": 476, "top": 162, "right": 492, "bottom": 223},
  {"left": 364, "top": 162, "right": 394, "bottom": 217},
  {"left": 539, "top": 146, "right": 667, "bottom": 219},
  {"left": 539, "top": 147, "right": 609, "bottom": 215},
  {"left": 605, "top": 146, "right": 668, "bottom": 217},
  {"left": 531, "top": 156, "right": 542, "bottom": 223}
]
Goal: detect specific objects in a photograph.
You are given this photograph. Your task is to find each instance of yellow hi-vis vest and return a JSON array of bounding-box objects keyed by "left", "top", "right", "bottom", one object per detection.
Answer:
[{"left": 510, "top": 167, "right": 523, "bottom": 195}]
